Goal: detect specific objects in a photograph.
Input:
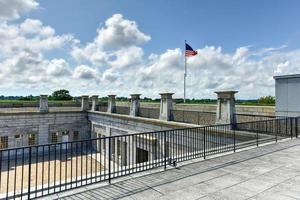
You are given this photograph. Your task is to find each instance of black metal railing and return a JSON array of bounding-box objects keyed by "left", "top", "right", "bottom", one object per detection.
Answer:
[{"left": 0, "top": 117, "right": 298, "bottom": 199}]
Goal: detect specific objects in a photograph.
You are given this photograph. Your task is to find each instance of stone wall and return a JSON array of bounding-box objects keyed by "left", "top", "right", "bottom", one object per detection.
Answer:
[
  {"left": 0, "top": 111, "right": 90, "bottom": 148},
  {"left": 88, "top": 110, "right": 198, "bottom": 137},
  {"left": 116, "top": 102, "right": 275, "bottom": 116},
  {"left": 0, "top": 101, "right": 81, "bottom": 108}
]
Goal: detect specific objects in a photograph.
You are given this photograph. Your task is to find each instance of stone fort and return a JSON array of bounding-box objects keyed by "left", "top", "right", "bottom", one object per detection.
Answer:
[
  {"left": 0, "top": 90, "right": 291, "bottom": 199},
  {"left": 0, "top": 91, "right": 273, "bottom": 150}
]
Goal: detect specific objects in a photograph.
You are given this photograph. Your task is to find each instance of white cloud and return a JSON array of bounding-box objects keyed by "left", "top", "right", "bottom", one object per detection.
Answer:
[
  {"left": 20, "top": 18, "right": 55, "bottom": 37},
  {"left": 96, "top": 14, "right": 151, "bottom": 49},
  {"left": 0, "top": 0, "right": 38, "bottom": 22},
  {"left": 110, "top": 46, "right": 144, "bottom": 69},
  {"left": 46, "top": 59, "right": 71, "bottom": 77},
  {"left": 71, "top": 44, "right": 109, "bottom": 66},
  {"left": 0, "top": 15, "right": 74, "bottom": 91},
  {"left": 0, "top": 20, "right": 75, "bottom": 58},
  {"left": 71, "top": 14, "right": 150, "bottom": 67},
  {"left": 73, "top": 65, "right": 98, "bottom": 80},
  {"left": 1, "top": 11, "right": 300, "bottom": 99}
]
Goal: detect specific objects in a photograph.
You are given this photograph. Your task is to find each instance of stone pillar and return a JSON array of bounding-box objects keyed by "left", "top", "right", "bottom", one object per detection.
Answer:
[
  {"left": 81, "top": 95, "right": 89, "bottom": 111},
  {"left": 130, "top": 94, "right": 141, "bottom": 116},
  {"left": 107, "top": 95, "right": 116, "bottom": 113},
  {"left": 215, "top": 91, "right": 238, "bottom": 125},
  {"left": 91, "top": 95, "right": 99, "bottom": 111},
  {"left": 159, "top": 93, "right": 174, "bottom": 121},
  {"left": 39, "top": 95, "right": 48, "bottom": 113},
  {"left": 38, "top": 124, "right": 49, "bottom": 145}
]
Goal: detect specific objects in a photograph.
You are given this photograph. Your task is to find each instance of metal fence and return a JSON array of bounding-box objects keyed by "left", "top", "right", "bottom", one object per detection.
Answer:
[{"left": 0, "top": 117, "right": 298, "bottom": 199}]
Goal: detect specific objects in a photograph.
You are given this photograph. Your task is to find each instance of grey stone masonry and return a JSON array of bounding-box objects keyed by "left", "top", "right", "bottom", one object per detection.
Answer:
[
  {"left": 107, "top": 95, "right": 116, "bottom": 113},
  {"left": 91, "top": 95, "right": 99, "bottom": 111},
  {"left": 130, "top": 94, "right": 141, "bottom": 116},
  {"left": 0, "top": 111, "right": 90, "bottom": 148},
  {"left": 159, "top": 93, "right": 174, "bottom": 121},
  {"left": 39, "top": 95, "right": 48, "bottom": 113},
  {"left": 215, "top": 91, "right": 238, "bottom": 124},
  {"left": 81, "top": 95, "right": 89, "bottom": 111}
]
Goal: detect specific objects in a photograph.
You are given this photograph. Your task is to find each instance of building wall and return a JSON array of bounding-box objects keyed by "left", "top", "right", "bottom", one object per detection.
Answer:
[
  {"left": 87, "top": 111, "right": 198, "bottom": 167},
  {"left": 0, "top": 108, "right": 197, "bottom": 151},
  {"left": 116, "top": 102, "right": 275, "bottom": 116},
  {"left": 0, "top": 111, "right": 90, "bottom": 149},
  {"left": 88, "top": 110, "right": 197, "bottom": 138},
  {"left": 275, "top": 75, "right": 300, "bottom": 117}
]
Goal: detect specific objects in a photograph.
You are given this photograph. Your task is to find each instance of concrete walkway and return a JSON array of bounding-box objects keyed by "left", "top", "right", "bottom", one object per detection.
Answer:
[{"left": 51, "top": 139, "right": 300, "bottom": 200}]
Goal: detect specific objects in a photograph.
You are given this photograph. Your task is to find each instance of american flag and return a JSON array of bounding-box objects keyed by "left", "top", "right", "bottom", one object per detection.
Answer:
[{"left": 185, "top": 43, "right": 198, "bottom": 57}]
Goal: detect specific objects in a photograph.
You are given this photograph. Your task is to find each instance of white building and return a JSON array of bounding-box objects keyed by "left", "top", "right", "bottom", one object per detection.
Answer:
[{"left": 274, "top": 74, "right": 300, "bottom": 117}]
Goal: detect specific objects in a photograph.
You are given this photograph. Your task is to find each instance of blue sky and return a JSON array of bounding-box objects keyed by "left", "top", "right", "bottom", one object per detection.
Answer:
[
  {"left": 28, "top": 0, "right": 300, "bottom": 54},
  {"left": 0, "top": 0, "right": 300, "bottom": 98}
]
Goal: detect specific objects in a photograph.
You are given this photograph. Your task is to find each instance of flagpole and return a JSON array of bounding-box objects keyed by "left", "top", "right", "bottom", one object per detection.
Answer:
[{"left": 184, "top": 40, "right": 187, "bottom": 103}]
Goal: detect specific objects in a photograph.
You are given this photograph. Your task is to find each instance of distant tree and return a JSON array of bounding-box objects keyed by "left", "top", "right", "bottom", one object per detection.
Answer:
[
  {"left": 18, "top": 95, "right": 35, "bottom": 101},
  {"left": 258, "top": 96, "right": 275, "bottom": 105},
  {"left": 117, "top": 97, "right": 129, "bottom": 102},
  {"left": 50, "top": 89, "right": 73, "bottom": 100}
]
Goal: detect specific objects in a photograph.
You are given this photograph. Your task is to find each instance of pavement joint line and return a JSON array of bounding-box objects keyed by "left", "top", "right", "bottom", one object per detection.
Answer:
[
  {"left": 199, "top": 165, "right": 284, "bottom": 198},
  {"left": 245, "top": 173, "right": 300, "bottom": 200},
  {"left": 52, "top": 139, "right": 300, "bottom": 199},
  {"left": 207, "top": 153, "right": 300, "bottom": 199}
]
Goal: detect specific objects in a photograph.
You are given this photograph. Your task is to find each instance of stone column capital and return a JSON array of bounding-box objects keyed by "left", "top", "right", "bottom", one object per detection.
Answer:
[
  {"left": 108, "top": 94, "right": 116, "bottom": 97},
  {"left": 91, "top": 95, "right": 99, "bottom": 98},
  {"left": 159, "top": 93, "right": 174, "bottom": 99},
  {"left": 214, "top": 91, "right": 238, "bottom": 99},
  {"left": 40, "top": 94, "right": 48, "bottom": 98},
  {"left": 130, "top": 94, "right": 141, "bottom": 100}
]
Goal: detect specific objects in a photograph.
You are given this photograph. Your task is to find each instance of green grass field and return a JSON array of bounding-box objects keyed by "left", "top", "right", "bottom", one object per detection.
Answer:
[{"left": 0, "top": 99, "right": 274, "bottom": 106}]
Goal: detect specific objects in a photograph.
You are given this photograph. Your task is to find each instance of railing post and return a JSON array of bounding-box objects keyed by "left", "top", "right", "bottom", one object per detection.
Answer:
[
  {"left": 28, "top": 147, "right": 32, "bottom": 199},
  {"left": 203, "top": 127, "right": 206, "bottom": 159},
  {"left": 164, "top": 131, "right": 167, "bottom": 169},
  {"left": 275, "top": 119, "right": 278, "bottom": 143},
  {"left": 265, "top": 120, "right": 267, "bottom": 133},
  {"left": 286, "top": 118, "right": 288, "bottom": 137},
  {"left": 108, "top": 137, "right": 111, "bottom": 184},
  {"left": 256, "top": 122, "right": 259, "bottom": 147},
  {"left": 233, "top": 129, "right": 236, "bottom": 152},
  {"left": 290, "top": 118, "right": 293, "bottom": 139},
  {"left": 296, "top": 117, "right": 298, "bottom": 138}
]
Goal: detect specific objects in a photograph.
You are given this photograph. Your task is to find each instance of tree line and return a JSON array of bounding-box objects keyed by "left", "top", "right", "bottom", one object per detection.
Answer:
[{"left": 0, "top": 90, "right": 275, "bottom": 105}]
